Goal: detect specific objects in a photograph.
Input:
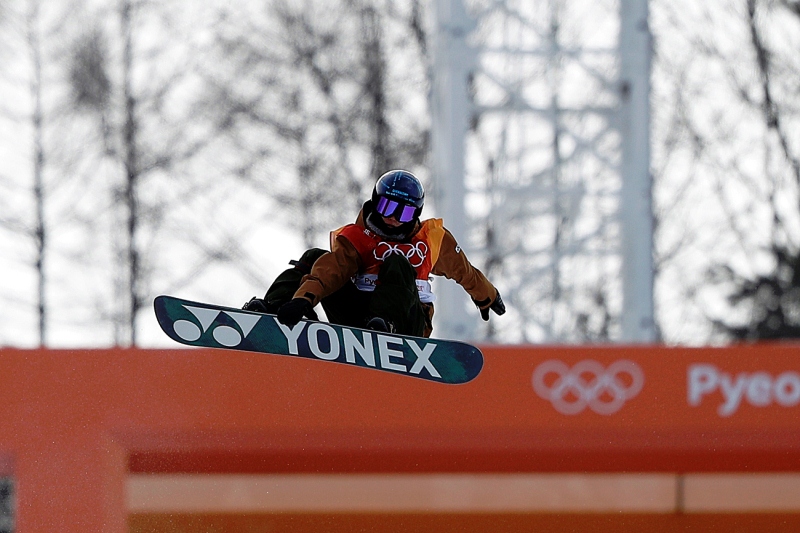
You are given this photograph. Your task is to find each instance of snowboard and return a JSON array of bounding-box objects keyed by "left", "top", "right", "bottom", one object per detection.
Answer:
[{"left": 154, "top": 295, "right": 483, "bottom": 384}]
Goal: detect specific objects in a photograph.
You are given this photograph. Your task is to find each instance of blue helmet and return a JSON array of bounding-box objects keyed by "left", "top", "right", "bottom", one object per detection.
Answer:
[{"left": 371, "top": 170, "right": 424, "bottom": 223}]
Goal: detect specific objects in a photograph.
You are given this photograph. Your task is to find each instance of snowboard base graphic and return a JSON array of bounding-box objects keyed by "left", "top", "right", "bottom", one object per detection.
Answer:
[{"left": 154, "top": 295, "right": 483, "bottom": 384}]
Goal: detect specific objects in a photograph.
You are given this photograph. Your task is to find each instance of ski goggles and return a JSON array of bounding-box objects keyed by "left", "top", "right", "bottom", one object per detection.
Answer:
[{"left": 375, "top": 197, "right": 418, "bottom": 223}]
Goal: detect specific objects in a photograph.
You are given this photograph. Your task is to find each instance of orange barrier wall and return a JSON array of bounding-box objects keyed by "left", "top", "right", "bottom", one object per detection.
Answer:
[{"left": 1, "top": 344, "right": 799, "bottom": 532}]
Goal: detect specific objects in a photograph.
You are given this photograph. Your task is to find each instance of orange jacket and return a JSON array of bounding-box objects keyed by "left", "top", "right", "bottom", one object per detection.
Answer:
[{"left": 294, "top": 209, "right": 498, "bottom": 335}]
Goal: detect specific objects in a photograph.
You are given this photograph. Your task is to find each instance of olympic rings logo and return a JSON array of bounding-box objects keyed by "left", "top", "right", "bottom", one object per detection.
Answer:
[
  {"left": 532, "top": 359, "right": 645, "bottom": 415},
  {"left": 373, "top": 241, "right": 428, "bottom": 267}
]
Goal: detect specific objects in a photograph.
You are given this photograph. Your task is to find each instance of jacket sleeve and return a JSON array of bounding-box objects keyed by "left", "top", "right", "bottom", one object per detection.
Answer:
[
  {"left": 293, "top": 236, "right": 361, "bottom": 305},
  {"left": 431, "top": 228, "right": 497, "bottom": 304}
]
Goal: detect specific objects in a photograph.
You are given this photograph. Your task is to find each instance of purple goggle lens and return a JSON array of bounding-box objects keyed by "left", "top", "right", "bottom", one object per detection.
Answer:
[{"left": 376, "top": 197, "right": 417, "bottom": 223}]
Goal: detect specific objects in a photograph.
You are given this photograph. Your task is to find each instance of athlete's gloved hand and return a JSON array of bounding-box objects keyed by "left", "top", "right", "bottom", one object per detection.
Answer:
[
  {"left": 474, "top": 291, "right": 506, "bottom": 321},
  {"left": 277, "top": 297, "right": 318, "bottom": 326},
  {"left": 243, "top": 297, "right": 268, "bottom": 313}
]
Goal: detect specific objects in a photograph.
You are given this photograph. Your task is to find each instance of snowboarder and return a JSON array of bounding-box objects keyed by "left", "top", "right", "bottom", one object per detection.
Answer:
[{"left": 244, "top": 169, "right": 505, "bottom": 337}]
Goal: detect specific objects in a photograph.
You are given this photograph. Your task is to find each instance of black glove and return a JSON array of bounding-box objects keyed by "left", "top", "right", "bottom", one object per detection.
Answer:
[
  {"left": 474, "top": 291, "right": 506, "bottom": 321},
  {"left": 243, "top": 297, "right": 269, "bottom": 313},
  {"left": 277, "top": 298, "right": 318, "bottom": 327}
]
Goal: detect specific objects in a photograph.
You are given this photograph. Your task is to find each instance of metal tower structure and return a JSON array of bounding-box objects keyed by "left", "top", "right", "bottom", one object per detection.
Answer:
[{"left": 430, "top": 0, "right": 654, "bottom": 343}]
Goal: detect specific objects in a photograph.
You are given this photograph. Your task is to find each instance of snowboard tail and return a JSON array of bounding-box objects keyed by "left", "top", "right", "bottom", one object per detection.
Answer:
[{"left": 154, "top": 295, "right": 483, "bottom": 384}]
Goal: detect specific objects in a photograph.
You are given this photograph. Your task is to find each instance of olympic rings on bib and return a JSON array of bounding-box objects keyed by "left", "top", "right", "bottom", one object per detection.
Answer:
[
  {"left": 373, "top": 241, "right": 429, "bottom": 268},
  {"left": 532, "top": 359, "right": 644, "bottom": 415}
]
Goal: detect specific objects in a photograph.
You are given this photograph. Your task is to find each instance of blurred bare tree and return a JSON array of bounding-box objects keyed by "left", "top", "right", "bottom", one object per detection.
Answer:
[
  {"left": 0, "top": 0, "right": 62, "bottom": 346},
  {"left": 652, "top": 0, "right": 800, "bottom": 342},
  {"left": 205, "top": 0, "right": 430, "bottom": 250},
  {"left": 709, "top": 0, "right": 800, "bottom": 339},
  {"left": 25, "top": 0, "right": 47, "bottom": 346},
  {"left": 62, "top": 0, "right": 222, "bottom": 345}
]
